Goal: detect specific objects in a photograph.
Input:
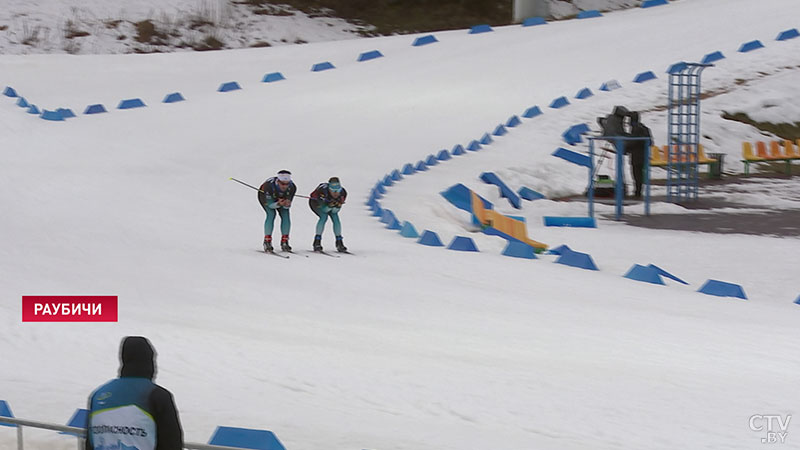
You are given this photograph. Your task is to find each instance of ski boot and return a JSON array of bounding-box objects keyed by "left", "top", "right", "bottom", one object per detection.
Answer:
[
  {"left": 335, "top": 236, "right": 347, "bottom": 253},
  {"left": 280, "top": 235, "right": 292, "bottom": 252},
  {"left": 263, "top": 236, "right": 273, "bottom": 253},
  {"left": 313, "top": 235, "right": 323, "bottom": 252}
]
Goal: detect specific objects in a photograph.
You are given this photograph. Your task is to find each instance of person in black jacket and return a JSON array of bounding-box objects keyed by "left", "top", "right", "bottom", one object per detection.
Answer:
[
  {"left": 625, "top": 111, "right": 653, "bottom": 198},
  {"left": 85, "top": 336, "right": 183, "bottom": 450},
  {"left": 309, "top": 177, "right": 348, "bottom": 252},
  {"left": 258, "top": 170, "right": 297, "bottom": 252}
]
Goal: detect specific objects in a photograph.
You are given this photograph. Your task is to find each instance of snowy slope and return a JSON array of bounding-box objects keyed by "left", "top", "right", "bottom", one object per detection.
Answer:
[{"left": 2, "top": 1, "right": 800, "bottom": 450}]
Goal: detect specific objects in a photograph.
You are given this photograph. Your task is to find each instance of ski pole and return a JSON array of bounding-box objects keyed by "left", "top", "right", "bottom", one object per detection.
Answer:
[{"left": 228, "top": 177, "right": 312, "bottom": 199}]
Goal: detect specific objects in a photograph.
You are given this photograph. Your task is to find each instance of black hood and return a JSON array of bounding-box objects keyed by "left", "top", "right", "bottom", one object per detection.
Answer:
[
  {"left": 119, "top": 336, "right": 156, "bottom": 379},
  {"left": 613, "top": 105, "right": 630, "bottom": 117}
]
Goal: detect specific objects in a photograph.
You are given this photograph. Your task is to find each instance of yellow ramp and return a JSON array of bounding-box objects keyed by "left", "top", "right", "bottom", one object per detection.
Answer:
[{"left": 470, "top": 191, "right": 547, "bottom": 250}]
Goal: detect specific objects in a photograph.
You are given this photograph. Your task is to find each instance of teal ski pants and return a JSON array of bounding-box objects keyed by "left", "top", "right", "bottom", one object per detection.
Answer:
[{"left": 262, "top": 205, "right": 291, "bottom": 237}]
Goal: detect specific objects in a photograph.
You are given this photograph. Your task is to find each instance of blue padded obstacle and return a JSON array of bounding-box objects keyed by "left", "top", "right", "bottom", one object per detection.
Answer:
[
  {"left": 547, "top": 244, "right": 571, "bottom": 255},
  {"left": 634, "top": 71, "right": 657, "bottom": 83},
  {"left": 698, "top": 279, "right": 747, "bottom": 300},
  {"left": 390, "top": 169, "right": 402, "bottom": 181},
  {"left": 3, "top": 86, "right": 18, "bottom": 97},
  {"left": 437, "top": 149, "right": 451, "bottom": 161},
  {"left": 623, "top": 264, "right": 664, "bottom": 285},
  {"left": 518, "top": 187, "right": 544, "bottom": 201},
  {"left": 506, "top": 115, "right": 522, "bottom": 128},
  {"left": 523, "top": 106, "right": 542, "bottom": 118},
  {"left": 502, "top": 241, "right": 537, "bottom": 259},
  {"left": 701, "top": 51, "right": 725, "bottom": 64},
  {"left": 555, "top": 250, "right": 598, "bottom": 271},
  {"left": 209, "top": 426, "right": 286, "bottom": 450},
  {"left": 448, "top": 236, "right": 479, "bottom": 252},
  {"left": 550, "top": 96, "right": 570, "bottom": 109},
  {"left": 425, "top": 154, "right": 439, "bottom": 165},
  {"left": 380, "top": 209, "right": 397, "bottom": 224},
  {"left": 358, "top": 50, "right": 384, "bottom": 62},
  {"left": 641, "top": 0, "right": 668, "bottom": 7},
  {"left": 84, "top": 104, "right": 107, "bottom": 114},
  {"left": 401, "top": 163, "right": 416, "bottom": 175},
  {"left": 480, "top": 133, "right": 493, "bottom": 145},
  {"left": 493, "top": 124, "right": 507, "bottom": 136},
  {"left": 480, "top": 172, "right": 521, "bottom": 209},
  {"left": 17, "top": 97, "right": 29, "bottom": 108},
  {"left": 262, "top": 72, "right": 286, "bottom": 83},
  {"left": 440, "top": 183, "right": 493, "bottom": 213},
  {"left": 667, "top": 61, "right": 689, "bottom": 74},
  {"left": 738, "top": 40, "right": 764, "bottom": 53},
  {"left": 0, "top": 400, "right": 14, "bottom": 427},
  {"left": 418, "top": 230, "right": 444, "bottom": 247},
  {"left": 415, "top": 160, "right": 429, "bottom": 171},
  {"left": 163, "top": 92, "right": 185, "bottom": 103},
  {"left": 386, "top": 217, "right": 402, "bottom": 230},
  {"left": 218, "top": 81, "right": 241, "bottom": 92},
  {"left": 57, "top": 108, "right": 76, "bottom": 118},
  {"left": 311, "top": 62, "right": 335, "bottom": 72},
  {"left": 382, "top": 174, "right": 394, "bottom": 186},
  {"left": 575, "top": 88, "right": 593, "bottom": 99},
  {"left": 60, "top": 409, "right": 89, "bottom": 436},
  {"left": 118, "top": 98, "right": 146, "bottom": 109},
  {"left": 543, "top": 216, "right": 596, "bottom": 228},
  {"left": 552, "top": 147, "right": 591, "bottom": 168},
  {"left": 578, "top": 10, "right": 602, "bottom": 19},
  {"left": 571, "top": 123, "right": 590, "bottom": 134},
  {"left": 452, "top": 144, "right": 466, "bottom": 155},
  {"left": 412, "top": 35, "right": 438, "bottom": 46},
  {"left": 795, "top": 295, "right": 800, "bottom": 305},
  {"left": 562, "top": 128, "right": 582, "bottom": 145},
  {"left": 467, "top": 140, "right": 482, "bottom": 151},
  {"left": 27, "top": 105, "right": 40, "bottom": 114},
  {"left": 600, "top": 80, "right": 622, "bottom": 91},
  {"left": 371, "top": 206, "right": 383, "bottom": 217},
  {"left": 399, "top": 221, "right": 420, "bottom": 238},
  {"left": 375, "top": 182, "right": 387, "bottom": 194},
  {"left": 647, "top": 264, "right": 688, "bottom": 285},
  {"left": 522, "top": 17, "right": 547, "bottom": 27},
  {"left": 40, "top": 110, "right": 64, "bottom": 121},
  {"left": 469, "top": 24, "right": 493, "bottom": 34},
  {"left": 777, "top": 29, "right": 800, "bottom": 41}
]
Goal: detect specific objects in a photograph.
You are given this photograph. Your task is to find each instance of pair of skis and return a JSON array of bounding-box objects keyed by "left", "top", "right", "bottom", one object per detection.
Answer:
[{"left": 264, "top": 248, "right": 354, "bottom": 258}]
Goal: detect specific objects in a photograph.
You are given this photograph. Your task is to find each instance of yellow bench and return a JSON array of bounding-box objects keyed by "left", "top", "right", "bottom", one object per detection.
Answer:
[
  {"left": 742, "top": 140, "right": 799, "bottom": 175},
  {"left": 650, "top": 144, "right": 718, "bottom": 175}
]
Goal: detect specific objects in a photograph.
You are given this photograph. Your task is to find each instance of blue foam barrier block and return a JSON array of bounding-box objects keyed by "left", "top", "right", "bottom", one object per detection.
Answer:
[
  {"left": 59, "top": 409, "right": 89, "bottom": 436},
  {"left": 555, "top": 250, "right": 598, "bottom": 270},
  {"left": 375, "top": 183, "right": 386, "bottom": 194},
  {"left": 218, "top": 81, "right": 241, "bottom": 92},
  {"left": 390, "top": 169, "right": 403, "bottom": 181},
  {"left": 209, "top": 426, "right": 286, "bottom": 450},
  {"left": 480, "top": 172, "right": 521, "bottom": 209},
  {"left": 795, "top": 295, "right": 800, "bottom": 305},
  {"left": 577, "top": 10, "right": 602, "bottom": 19},
  {"left": 412, "top": 35, "right": 438, "bottom": 46},
  {"left": 118, "top": 98, "right": 146, "bottom": 109},
  {"left": 440, "top": 183, "right": 493, "bottom": 213},
  {"left": 647, "top": 264, "right": 688, "bottom": 285},
  {"left": 163, "top": 92, "right": 185, "bottom": 103},
  {"left": 641, "top": 0, "right": 668, "bottom": 8},
  {"left": 0, "top": 400, "right": 15, "bottom": 428},
  {"left": 380, "top": 209, "right": 396, "bottom": 224},
  {"left": 523, "top": 106, "right": 542, "bottom": 118},
  {"left": 480, "top": 133, "right": 493, "bottom": 145},
  {"left": 738, "top": 40, "right": 764, "bottom": 53},
  {"left": 547, "top": 244, "right": 571, "bottom": 255},
  {"left": 40, "top": 110, "right": 64, "bottom": 121},
  {"left": 493, "top": 125, "right": 508, "bottom": 136},
  {"left": 450, "top": 144, "right": 466, "bottom": 156},
  {"left": 634, "top": 71, "right": 657, "bottom": 83},
  {"left": 575, "top": 88, "right": 593, "bottom": 99},
  {"left": 572, "top": 123, "right": 590, "bottom": 134},
  {"left": 425, "top": 154, "right": 439, "bottom": 165},
  {"left": 562, "top": 129, "right": 582, "bottom": 145},
  {"left": 448, "top": 236, "right": 478, "bottom": 251},
  {"left": 623, "top": 264, "right": 664, "bottom": 285},
  {"left": 552, "top": 147, "right": 591, "bottom": 168},
  {"left": 358, "top": 50, "right": 384, "bottom": 62},
  {"left": 382, "top": 175, "right": 394, "bottom": 186},
  {"left": 56, "top": 108, "right": 76, "bottom": 118},
  {"left": 262, "top": 72, "right": 286, "bottom": 83},
  {"left": 418, "top": 230, "right": 444, "bottom": 247},
  {"left": 698, "top": 279, "right": 747, "bottom": 300},
  {"left": 777, "top": 29, "right": 800, "bottom": 41},
  {"left": 543, "top": 216, "right": 596, "bottom": 228},
  {"left": 667, "top": 61, "right": 689, "bottom": 74},
  {"left": 415, "top": 160, "right": 429, "bottom": 171},
  {"left": 550, "top": 96, "right": 570, "bottom": 109},
  {"left": 371, "top": 206, "right": 383, "bottom": 217},
  {"left": 386, "top": 217, "right": 402, "bottom": 230},
  {"left": 401, "top": 163, "right": 416, "bottom": 175},
  {"left": 3, "top": 86, "right": 18, "bottom": 97},
  {"left": 84, "top": 104, "right": 107, "bottom": 114},
  {"left": 311, "top": 62, "right": 335, "bottom": 72},
  {"left": 600, "top": 80, "right": 622, "bottom": 91},
  {"left": 16, "top": 97, "right": 29, "bottom": 108},
  {"left": 437, "top": 149, "right": 451, "bottom": 161},
  {"left": 399, "top": 221, "right": 420, "bottom": 238},
  {"left": 502, "top": 241, "right": 537, "bottom": 259},
  {"left": 506, "top": 115, "right": 522, "bottom": 127},
  {"left": 469, "top": 24, "right": 493, "bottom": 34},
  {"left": 467, "top": 140, "right": 482, "bottom": 151},
  {"left": 518, "top": 187, "right": 545, "bottom": 201},
  {"left": 27, "top": 105, "right": 40, "bottom": 114},
  {"left": 483, "top": 226, "right": 523, "bottom": 243},
  {"left": 701, "top": 51, "right": 725, "bottom": 64},
  {"left": 522, "top": 17, "right": 547, "bottom": 27}
]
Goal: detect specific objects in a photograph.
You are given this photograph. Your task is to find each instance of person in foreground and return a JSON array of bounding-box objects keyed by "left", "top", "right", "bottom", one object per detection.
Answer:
[{"left": 309, "top": 176, "right": 348, "bottom": 252}]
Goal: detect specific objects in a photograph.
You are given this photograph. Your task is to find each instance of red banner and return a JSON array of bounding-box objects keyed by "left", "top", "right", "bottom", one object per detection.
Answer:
[{"left": 22, "top": 296, "right": 118, "bottom": 322}]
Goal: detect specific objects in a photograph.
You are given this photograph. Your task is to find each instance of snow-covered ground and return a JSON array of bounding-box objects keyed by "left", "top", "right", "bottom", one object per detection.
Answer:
[{"left": 2, "top": 1, "right": 800, "bottom": 450}]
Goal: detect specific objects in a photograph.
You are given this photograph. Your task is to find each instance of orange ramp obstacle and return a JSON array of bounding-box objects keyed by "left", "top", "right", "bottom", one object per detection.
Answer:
[{"left": 470, "top": 191, "right": 548, "bottom": 251}]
